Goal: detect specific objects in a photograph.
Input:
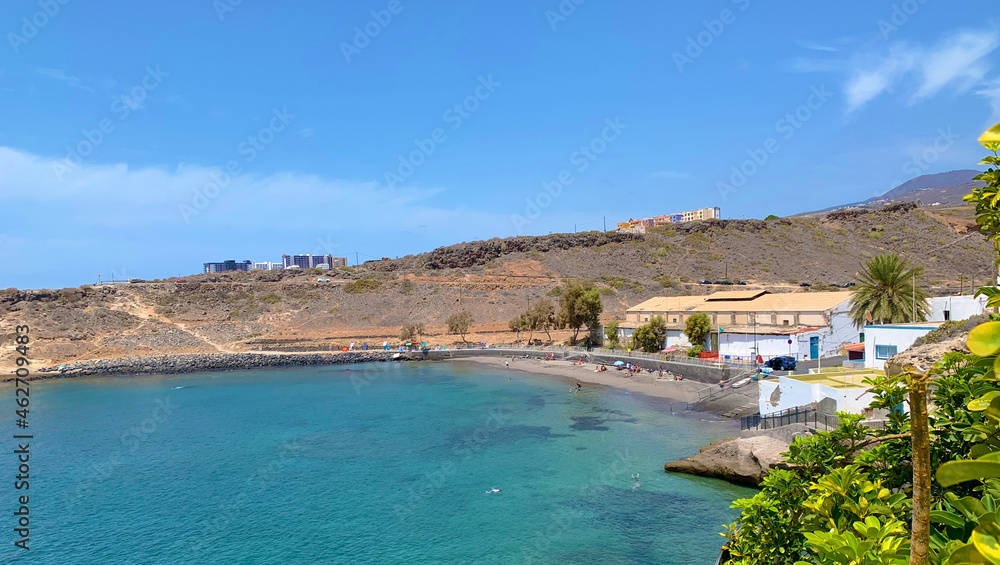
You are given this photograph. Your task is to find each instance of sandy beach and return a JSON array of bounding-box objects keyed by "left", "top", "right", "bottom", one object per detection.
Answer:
[{"left": 450, "top": 356, "right": 707, "bottom": 404}]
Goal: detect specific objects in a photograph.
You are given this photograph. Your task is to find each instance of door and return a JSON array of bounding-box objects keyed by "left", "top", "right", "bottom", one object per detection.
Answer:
[{"left": 810, "top": 336, "right": 819, "bottom": 359}]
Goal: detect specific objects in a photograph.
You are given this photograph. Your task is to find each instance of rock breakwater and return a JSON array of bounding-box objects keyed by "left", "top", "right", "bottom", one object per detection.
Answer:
[{"left": 20, "top": 352, "right": 400, "bottom": 380}]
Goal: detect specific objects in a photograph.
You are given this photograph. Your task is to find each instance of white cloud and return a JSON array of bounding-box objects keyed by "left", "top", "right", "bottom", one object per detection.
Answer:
[
  {"left": 845, "top": 47, "right": 915, "bottom": 113},
  {"left": 796, "top": 40, "right": 838, "bottom": 53},
  {"left": 648, "top": 170, "right": 692, "bottom": 180},
  {"left": 978, "top": 78, "right": 1000, "bottom": 124},
  {"left": 0, "top": 146, "right": 509, "bottom": 234},
  {"left": 913, "top": 30, "right": 999, "bottom": 100},
  {"left": 810, "top": 29, "right": 1000, "bottom": 114},
  {"left": 35, "top": 67, "right": 94, "bottom": 93}
]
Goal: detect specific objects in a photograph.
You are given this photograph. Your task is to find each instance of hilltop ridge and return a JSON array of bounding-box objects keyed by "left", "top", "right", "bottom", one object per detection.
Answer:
[{"left": 1, "top": 203, "right": 991, "bottom": 372}]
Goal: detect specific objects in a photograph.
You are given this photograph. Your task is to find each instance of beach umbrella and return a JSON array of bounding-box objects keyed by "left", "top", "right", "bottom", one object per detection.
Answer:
[{"left": 613, "top": 361, "right": 625, "bottom": 366}]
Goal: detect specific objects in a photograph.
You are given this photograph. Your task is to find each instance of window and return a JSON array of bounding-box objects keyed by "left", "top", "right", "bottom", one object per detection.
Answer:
[
  {"left": 672, "top": 318, "right": 677, "bottom": 323},
  {"left": 875, "top": 345, "right": 898, "bottom": 359},
  {"left": 730, "top": 314, "right": 736, "bottom": 324},
  {"left": 783, "top": 320, "right": 789, "bottom": 326},
  {"left": 944, "top": 310, "right": 951, "bottom": 321}
]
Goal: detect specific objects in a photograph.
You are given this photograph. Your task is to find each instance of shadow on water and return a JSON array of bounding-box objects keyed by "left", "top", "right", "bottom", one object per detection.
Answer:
[{"left": 447, "top": 424, "right": 574, "bottom": 450}]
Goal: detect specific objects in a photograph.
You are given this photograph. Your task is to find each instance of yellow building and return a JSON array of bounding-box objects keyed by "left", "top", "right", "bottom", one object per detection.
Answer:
[{"left": 619, "top": 290, "right": 858, "bottom": 361}]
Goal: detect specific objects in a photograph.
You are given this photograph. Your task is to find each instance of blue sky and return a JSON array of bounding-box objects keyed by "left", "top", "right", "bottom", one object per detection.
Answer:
[{"left": 1, "top": 0, "right": 999, "bottom": 289}]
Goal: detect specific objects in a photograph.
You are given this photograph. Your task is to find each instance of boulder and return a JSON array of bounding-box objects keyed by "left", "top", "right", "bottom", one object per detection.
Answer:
[{"left": 664, "top": 435, "right": 790, "bottom": 487}]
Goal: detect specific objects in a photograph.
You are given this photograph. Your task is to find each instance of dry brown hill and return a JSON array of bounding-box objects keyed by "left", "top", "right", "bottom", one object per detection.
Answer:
[{"left": 1, "top": 204, "right": 992, "bottom": 371}]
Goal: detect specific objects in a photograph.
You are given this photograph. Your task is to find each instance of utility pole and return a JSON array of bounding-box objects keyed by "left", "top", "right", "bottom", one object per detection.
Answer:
[
  {"left": 912, "top": 271, "right": 916, "bottom": 322},
  {"left": 959, "top": 274, "right": 964, "bottom": 296},
  {"left": 355, "top": 252, "right": 360, "bottom": 267},
  {"left": 603, "top": 216, "right": 606, "bottom": 232}
]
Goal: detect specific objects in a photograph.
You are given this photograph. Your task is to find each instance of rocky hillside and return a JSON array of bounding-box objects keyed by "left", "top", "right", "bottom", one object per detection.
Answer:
[{"left": 1, "top": 204, "right": 992, "bottom": 370}]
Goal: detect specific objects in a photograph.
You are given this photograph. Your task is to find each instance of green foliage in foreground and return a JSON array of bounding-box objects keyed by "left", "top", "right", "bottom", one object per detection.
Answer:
[{"left": 721, "top": 123, "right": 1000, "bottom": 565}]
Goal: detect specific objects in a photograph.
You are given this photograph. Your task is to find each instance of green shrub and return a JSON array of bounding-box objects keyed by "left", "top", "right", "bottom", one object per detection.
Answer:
[
  {"left": 343, "top": 279, "right": 381, "bottom": 294},
  {"left": 260, "top": 294, "right": 282, "bottom": 303}
]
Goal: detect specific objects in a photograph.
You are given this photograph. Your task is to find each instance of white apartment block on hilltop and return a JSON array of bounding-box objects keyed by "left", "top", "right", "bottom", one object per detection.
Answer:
[{"left": 616, "top": 207, "right": 721, "bottom": 233}]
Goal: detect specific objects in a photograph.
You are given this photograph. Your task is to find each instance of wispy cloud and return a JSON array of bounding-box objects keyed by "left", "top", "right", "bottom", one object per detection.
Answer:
[
  {"left": 913, "top": 30, "right": 999, "bottom": 100},
  {"left": 978, "top": 78, "right": 1000, "bottom": 124},
  {"left": 35, "top": 67, "right": 95, "bottom": 93},
  {"left": 796, "top": 40, "right": 839, "bottom": 53},
  {"left": 845, "top": 46, "right": 916, "bottom": 113},
  {"left": 793, "top": 29, "right": 1000, "bottom": 114},
  {"left": 648, "top": 170, "right": 692, "bottom": 180}
]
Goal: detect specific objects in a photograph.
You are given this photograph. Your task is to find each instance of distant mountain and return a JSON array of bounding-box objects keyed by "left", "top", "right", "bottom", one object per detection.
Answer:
[
  {"left": 797, "top": 169, "right": 984, "bottom": 216},
  {"left": 880, "top": 170, "right": 983, "bottom": 201}
]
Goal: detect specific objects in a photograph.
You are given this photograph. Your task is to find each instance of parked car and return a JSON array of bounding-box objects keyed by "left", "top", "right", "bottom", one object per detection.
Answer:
[
  {"left": 317, "top": 278, "right": 331, "bottom": 282},
  {"left": 764, "top": 356, "right": 797, "bottom": 371},
  {"left": 698, "top": 280, "right": 712, "bottom": 285},
  {"left": 175, "top": 279, "right": 187, "bottom": 284},
  {"left": 799, "top": 282, "right": 811, "bottom": 287},
  {"left": 736, "top": 281, "right": 747, "bottom": 285},
  {"left": 843, "top": 282, "right": 856, "bottom": 287},
  {"left": 719, "top": 280, "right": 734, "bottom": 285}
]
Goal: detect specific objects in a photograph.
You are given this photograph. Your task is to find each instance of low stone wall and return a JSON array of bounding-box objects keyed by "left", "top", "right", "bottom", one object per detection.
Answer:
[{"left": 425, "top": 348, "right": 730, "bottom": 385}]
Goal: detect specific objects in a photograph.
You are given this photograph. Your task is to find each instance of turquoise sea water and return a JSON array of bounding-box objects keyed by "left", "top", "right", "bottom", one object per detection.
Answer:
[{"left": 2, "top": 362, "right": 753, "bottom": 564}]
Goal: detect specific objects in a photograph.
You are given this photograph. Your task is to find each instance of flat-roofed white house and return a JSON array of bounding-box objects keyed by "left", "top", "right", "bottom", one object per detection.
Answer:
[
  {"left": 620, "top": 290, "right": 859, "bottom": 362},
  {"left": 862, "top": 321, "right": 946, "bottom": 370}
]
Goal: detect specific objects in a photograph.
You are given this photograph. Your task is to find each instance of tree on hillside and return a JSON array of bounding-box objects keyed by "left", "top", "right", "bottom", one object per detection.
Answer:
[
  {"left": 557, "top": 280, "right": 603, "bottom": 345},
  {"left": 527, "top": 299, "right": 557, "bottom": 341},
  {"left": 684, "top": 313, "right": 712, "bottom": 350},
  {"left": 632, "top": 316, "right": 667, "bottom": 353},
  {"left": 605, "top": 319, "right": 621, "bottom": 348},
  {"left": 400, "top": 323, "right": 425, "bottom": 343},
  {"left": 508, "top": 315, "right": 524, "bottom": 341},
  {"left": 848, "top": 253, "right": 929, "bottom": 328},
  {"left": 447, "top": 311, "right": 474, "bottom": 343}
]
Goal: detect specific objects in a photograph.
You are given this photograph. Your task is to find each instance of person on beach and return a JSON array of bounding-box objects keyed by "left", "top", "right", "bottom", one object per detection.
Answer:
[
  {"left": 576, "top": 383, "right": 582, "bottom": 392},
  {"left": 718, "top": 379, "right": 725, "bottom": 389},
  {"left": 505, "top": 360, "right": 509, "bottom": 368}
]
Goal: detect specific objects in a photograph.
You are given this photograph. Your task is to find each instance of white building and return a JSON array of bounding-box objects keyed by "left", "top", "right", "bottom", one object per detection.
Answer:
[
  {"left": 758, "top": 372, "right": 880, "bottom": 415},
  {"left": 862, "top": 322, "right": 946, "bottom": 370},
  {"left": 930, "top": 295, "right": 988, "bottom": 322},
  {"left": 621, "top": 290, "right": 859, "bottom": 361},
  {"left": 251, "top": 262, "right": 283, "bottom": 271}
]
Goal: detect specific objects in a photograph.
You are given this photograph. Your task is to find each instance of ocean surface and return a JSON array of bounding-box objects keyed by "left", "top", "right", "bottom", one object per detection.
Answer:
[{"left": 2, "top": 362, "right": 753, "bottom": 564}]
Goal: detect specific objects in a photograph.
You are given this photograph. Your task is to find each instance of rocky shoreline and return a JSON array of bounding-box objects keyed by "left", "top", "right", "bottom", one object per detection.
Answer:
[
  {"left": 11, "top": 351, "right": 403, "bottom": 381},
  {"left": 663, "top": 425, "right": 811, "bottom": 487}
]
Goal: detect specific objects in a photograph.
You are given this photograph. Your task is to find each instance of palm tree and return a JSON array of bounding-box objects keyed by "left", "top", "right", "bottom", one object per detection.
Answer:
[{"left": 848, "top": 254, "right": 929, "bottom": 327}]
